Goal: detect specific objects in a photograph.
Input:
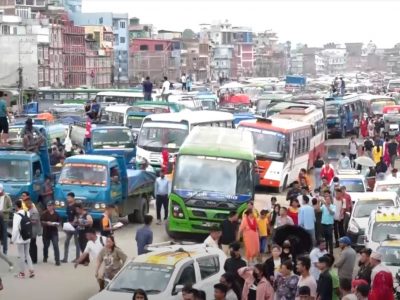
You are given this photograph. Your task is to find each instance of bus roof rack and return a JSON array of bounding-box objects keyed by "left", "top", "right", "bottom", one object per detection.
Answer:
[
  {"left": 255, "top": 116, "right": 272, "bottom": 123},
  {"left": 279, "top": 105, "right": 315, "bottom": 115}
]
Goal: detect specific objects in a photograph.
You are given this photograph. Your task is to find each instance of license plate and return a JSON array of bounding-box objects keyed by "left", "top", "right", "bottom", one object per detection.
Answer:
[{"left": 202, "top": 222, "right": 215, "bottom": 227}]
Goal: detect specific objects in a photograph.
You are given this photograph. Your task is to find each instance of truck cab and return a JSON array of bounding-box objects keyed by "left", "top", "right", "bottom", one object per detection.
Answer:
[
  {"left": 0, "top": 144, "right": 51, "bottom": 202},
  {"left": 55, "top": 154, "right": 155, "bottom": 222}
]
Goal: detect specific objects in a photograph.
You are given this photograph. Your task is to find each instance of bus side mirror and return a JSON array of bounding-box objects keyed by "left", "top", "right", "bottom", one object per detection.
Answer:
[{"left": 254, "top": 172, "right": 260, "bottom": 187}]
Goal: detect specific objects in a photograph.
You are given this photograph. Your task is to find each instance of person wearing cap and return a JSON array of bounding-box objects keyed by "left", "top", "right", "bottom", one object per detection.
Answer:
[
  {"left": 369, "top": 251, "right": 392, "bottom": 285},
  {"left": 40, "top": 201, "right": 61, "bottom": 265},
  {"left": 316, "top": 255, "right": 333, "bottom": 300},
  {"left": 0, "top": 183, "right": 12, "bottom": 255},
  {"left": 333, "top": 236, "right": 356, "bottom": 281}
]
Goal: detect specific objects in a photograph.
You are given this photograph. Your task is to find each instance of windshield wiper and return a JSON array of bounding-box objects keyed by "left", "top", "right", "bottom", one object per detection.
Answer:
[{"left": 144, "top": 289, "right": 161, "bottom": 294}]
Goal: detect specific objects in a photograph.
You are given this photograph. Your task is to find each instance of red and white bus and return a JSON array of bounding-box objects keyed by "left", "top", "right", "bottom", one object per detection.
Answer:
[
  {"left": 238, "top": 118, "right": 312, "bottom": 191},
  {"left": 270, "top": 105, "right": 325, "bottom": 169}
]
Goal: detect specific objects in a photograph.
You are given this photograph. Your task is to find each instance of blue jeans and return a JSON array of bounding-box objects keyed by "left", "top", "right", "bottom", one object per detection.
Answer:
[
  {"left": 43, "top": 233, "right": 60, "bottom": 263},
  {"left": 259, "top": 236, "right": 267, "bottom": 254},
  {"left": 0, "top": 215, "right": 8, "bottom": 254}
]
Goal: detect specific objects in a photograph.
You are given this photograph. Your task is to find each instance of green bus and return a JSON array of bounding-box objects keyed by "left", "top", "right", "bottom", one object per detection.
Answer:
[{"left": 167, "top": 126, "right": 257, "bottom": 237}]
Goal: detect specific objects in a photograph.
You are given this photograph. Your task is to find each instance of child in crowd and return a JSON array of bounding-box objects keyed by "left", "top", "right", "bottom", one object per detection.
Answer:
[{"left": 257, "top": 209, "right": 270, "bottom": 260}]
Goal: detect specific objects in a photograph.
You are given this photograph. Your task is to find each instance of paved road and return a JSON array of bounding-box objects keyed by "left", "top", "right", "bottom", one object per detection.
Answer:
[{"left": 0, "top": 192, "right": 284, "bottom": 300}]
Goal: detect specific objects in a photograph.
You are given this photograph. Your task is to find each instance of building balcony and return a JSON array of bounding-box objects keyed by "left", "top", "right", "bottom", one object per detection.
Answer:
[
  {"left": 64, "top": 66, "right": 86, "bottom": 73},
  {"left": 63, "top": 46, "right": 86, "bottom": 54},
  {"left": 63, "top": 26, "right": 85, "bottom": 35}
]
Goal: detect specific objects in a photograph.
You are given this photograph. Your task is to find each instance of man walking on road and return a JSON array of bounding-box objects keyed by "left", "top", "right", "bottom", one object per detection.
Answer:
[
  {"left": 41, "top": 201, "right": 61, "bottom": 265},
  {"left": 387, "top": 137, "right": 398, "bottom": 168},
  {"left": 0, "top": 92, "right": 9, "bottom": 145},
  {"left": 154, "top": 170, "right": 170, "bottom": 225},
  {"left": 298, "top": 196, "right": 316, "bottom": 246},
  {"left": 135, "top": 215, "right": 153, "bottom": 255},
  {"left": 62, "top": 192, "right": 80, "bottom": 263},
  {"left": 161, "top": 76, "right": 170, "bottom": 101},
  {"left": 0, "top": 184, "right": 12, "bottom": 255},
  {"left": 181, "top": 73, "right": 187, "bottom": 91},
  {"left": 220, "top": 211, "right": 239, "bottom": 255},
  {"left": 12, "top": 200, "right": 34, "bottom": 279},
  {"left": 74, "top": 203, "right": 93, "bottom": 265},
  {"left": 321, "top": 192, "right": 336, "bottom": 255},
  {"left": 27, "top": 199, "right": 40, "bottom": 264}
]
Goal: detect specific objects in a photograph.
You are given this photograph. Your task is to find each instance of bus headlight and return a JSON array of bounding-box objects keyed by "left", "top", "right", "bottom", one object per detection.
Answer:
[
  {"left": 172, "top": 203, "right": 184, "bottom": 219},
  {"left": 94, "top": 203, "right": 106, "bottom": 210}
]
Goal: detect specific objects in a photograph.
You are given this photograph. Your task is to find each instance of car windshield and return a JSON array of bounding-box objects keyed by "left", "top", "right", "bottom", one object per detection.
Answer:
[
  {"left": 354, "top": 200, "right": 394, "bottom": 218},
  {"left": 138, "top": 122, "right": 189, "bottom": 152},
  {"left": 371, "top": 100, "right": 396, "bottom": 114},
  {"left": 58, "top": 163, "right": 107, "bottom": 186},
  {"left": 126, "top": 116, "right": 144, "bottom": 129},
  {"left": 107, "top": 262, "right": 173, "bottom": 294},
  {"left": 0, "top": 160, "right": 30, "bottom": 182},
  {"left": 339, "top": 179, "right": 365, "bottom": 193},
  {"left": 242, "top": 128, "right": 286, "bottom": 161},
  {"left": 174, "top": 155, "right": 253, "bottom": 196},
  {"left": 256, "top": 100, "right": 270, "bottom": 113},
  {"left": 92, "top": 128, "right": 135, "bottom": 149},
  {"left": 372, "top": 222, "right": 400, "bottom": 242},
  {"left": 375, "top": 184, "right": 400, "bottom": 194},
  {"left": 377, "top": 246, "right": 400, "bottom": 266},
  {"left": 201, "top": 100, "right": 217, "bottom": 110},
  {"left": 327, "top": 145, "right": 349, "bottom": 160}
]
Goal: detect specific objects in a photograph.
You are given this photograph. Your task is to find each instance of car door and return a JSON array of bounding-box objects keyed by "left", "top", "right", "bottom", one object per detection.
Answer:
[
  {"left": 195, "top": 255, "right": 221, "bottom": 299},
  {"left": 171, "top": 261, "right": 196, "bottom": 297}
]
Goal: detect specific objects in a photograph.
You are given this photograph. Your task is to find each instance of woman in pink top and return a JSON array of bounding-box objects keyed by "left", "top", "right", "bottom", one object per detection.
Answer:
[{"left": 239, "top": 264, "right": 274, "bottom": 300}]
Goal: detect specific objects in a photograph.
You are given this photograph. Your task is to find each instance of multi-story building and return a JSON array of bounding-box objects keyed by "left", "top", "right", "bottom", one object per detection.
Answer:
[
  {"left": 72, "top": 12, "right": 129, "bottom": 87},
  {"left": 232, "top": 27, "right": 253, "bottom": 77},
  {"left": 321, "top": 48, "right": 347, "bottom": 75},
  {"left": 0, "top": 14, "right": 50, "bottom": 88},
  {"left": 254, "top": 30, "right": 285, "bottom": 77},
  {"left": 63, "top": 22, "right": 85, "bottom": 87},
  {"left": 128, "top": 17, "right": 152, "bottom": 40},
  {"left": 0, "top": 0, "right": 48, "bottom": 19},
  {"left": 85, "top": 25, "right": 113, "bottom": 88},
  {"left": 129, "top": 38, "right": 175, "bottom": 84},
  {"left": 345, "top": 42, "right": 363, "bottom": 72}
]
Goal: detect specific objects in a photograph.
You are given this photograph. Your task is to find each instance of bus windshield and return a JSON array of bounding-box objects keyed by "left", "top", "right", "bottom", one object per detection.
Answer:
[
  {"left": 92, "top": 128, "right": 135, "bottom": 149},
  {"left": 244, "top": 128, "right": 286, "bottom": 161},
  {"left": 138, "top": 123, "right": 188, "bottom": 152},
  {"left": 326, "top": 105, "right": 339, "bottom": 116},
  {"left": 126, "top": 116, "right": 144, "bottom": 129},
  {"left": 371, "top": 100, "right": 396, "bottom": 114},
  {"left": 58, "top": 163, "right": 107, "bottom": 186},
  {"left": 174, "top": 155, "right": 253, "bottom": 196},
  {"left": 0, "top": 160, "right": 30, "bottom": 182}
]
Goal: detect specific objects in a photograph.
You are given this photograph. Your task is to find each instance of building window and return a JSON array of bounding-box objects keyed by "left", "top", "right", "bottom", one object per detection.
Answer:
[
  {"left": 120, "top": 21, "right": 125, "bottom": 29},
  {"left": 99, "top": 17, "right": 103, "bottom": 24},
  {"left": 26, "top": 0, "right": 34, "bottom": 5},
  {"left": 114, "top": 34, "right": 119, "bottom": 45},
  {"left": 1, "top": 25, "right": 10, "bottom": 35},
  {"left": 120, "top": 37, "right": 125, "bottom": 44},
  {"left": 155, "top": 44, "right": 164, "bottom": 51},
  {"left": 139, "top": 45, "right": 149, "bottom": 51}
]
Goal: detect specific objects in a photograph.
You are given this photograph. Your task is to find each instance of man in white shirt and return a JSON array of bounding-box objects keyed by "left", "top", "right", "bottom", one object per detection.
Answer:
[
  {"left": 309, "top": 239, "right": 328, "bottom": 281},
  {"left": 203, "top": 225, "right": 221, "bottom": 249},
  {"left": 181, "top": 73, "right": 187, "bottom": 91},
  {"left": 161, "top": 76, "right": 170, "bottom": 101},
  {"left": 74, "top": 228, "right": 105, "bottom": 268}
]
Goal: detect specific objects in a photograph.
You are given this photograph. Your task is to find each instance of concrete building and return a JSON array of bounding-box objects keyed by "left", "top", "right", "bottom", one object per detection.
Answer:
[
  {"left": 254, "top": 30, "right": 285, "bottom": 77},
  {"left": 85, "top": 25, "right": 113, "bottom": 88},
  {"left": 73, "top": 12, "right": 129, "bottom": 87},
  {"left": 128, "top": 17, "right": 152, "bottom": 40},
  {"left": 0, "top": 0, "right": 48, "bottom": 19},
  {"left": 157, "top": 29, "right": 181, "bottom": 40},
  {"left": 345, "top": 42, "right": 363, "bottom": 72},
  {"left": 0, "top": 15, "right": 50, "bottom": 88},
  {"left": 129, "top": 38, "right": 176, "bottom": 84},
  {"left": 321, "top": 48, "right": 347, "bottom": 75}
]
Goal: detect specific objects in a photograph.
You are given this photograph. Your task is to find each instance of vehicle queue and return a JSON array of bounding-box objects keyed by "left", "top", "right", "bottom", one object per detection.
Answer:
[{"left": 1, "top": 78, "right": 400, "bottom": 299}]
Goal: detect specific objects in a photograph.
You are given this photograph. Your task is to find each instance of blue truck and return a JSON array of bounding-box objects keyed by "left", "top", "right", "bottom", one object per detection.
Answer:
[
  {"left": 0, "top": 142, "right": 52, "bottom": 203},
  {"left": 285, "top": 75, "right": 306, "bottom": 92},
  {"left": 54, "top": 154, "right": 155, "bottom": 223}
]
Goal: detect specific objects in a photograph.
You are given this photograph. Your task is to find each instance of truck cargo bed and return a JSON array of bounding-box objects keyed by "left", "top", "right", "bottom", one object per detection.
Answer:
[{"left": 127, "top": 169, "right": 156, "bottom": 195}]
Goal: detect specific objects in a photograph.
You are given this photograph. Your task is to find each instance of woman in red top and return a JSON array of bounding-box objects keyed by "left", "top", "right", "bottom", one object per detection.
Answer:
[
  {"left": 360, "top": 117, "right": 368, "bottom": 138},
  {"left": 287, "top": 198, "right": 300, "bottom": 225},
  {"left": 369, "top": 271, "right": 394, "bottom": 300},
  {"left": 239, "top": 208, "right": 260, "bottom": 264}
]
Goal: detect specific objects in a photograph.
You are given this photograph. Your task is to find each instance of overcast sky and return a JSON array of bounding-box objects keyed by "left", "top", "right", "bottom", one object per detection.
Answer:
[{"left": 82, "top": 0, "right": 400, "bottom": 48}]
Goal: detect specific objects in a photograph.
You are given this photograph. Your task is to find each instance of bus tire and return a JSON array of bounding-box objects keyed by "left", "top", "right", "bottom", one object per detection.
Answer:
[
  {"left": 279, "top": 176, "right": 288, "bottom": 193},
  {"left": 132, "top": 197, "right": 148, "bottom": 224}
]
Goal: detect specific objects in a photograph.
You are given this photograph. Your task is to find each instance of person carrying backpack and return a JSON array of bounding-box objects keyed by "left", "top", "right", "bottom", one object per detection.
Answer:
[{"left": 11, "top": 200, "right": 34, "bottom": 279}]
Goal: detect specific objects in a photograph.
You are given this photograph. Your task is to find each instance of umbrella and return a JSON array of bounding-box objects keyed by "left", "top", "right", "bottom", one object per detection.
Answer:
[
  {"left": 354, "top": 156, "right": 376, "bottom": 167},
  {"left": 273, "top": 225, "right": 313, "bottom": 255}
]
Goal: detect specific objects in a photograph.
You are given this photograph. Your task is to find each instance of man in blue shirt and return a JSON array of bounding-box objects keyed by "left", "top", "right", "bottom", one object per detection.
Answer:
[
  {"left": 154, "top": 170, "right": 170, "bottom": 224},
  {"left": 142, "top": 76, "right": 153, "bottom": 101},
  {"left": 135, "top": 215, "right": 153, "bottom": 255},
  {"left": 298, "top": 195, "right": 316, "bottom": 246},
  {"left": 321, "top": 191, "right": 336, "bottom": 255}
]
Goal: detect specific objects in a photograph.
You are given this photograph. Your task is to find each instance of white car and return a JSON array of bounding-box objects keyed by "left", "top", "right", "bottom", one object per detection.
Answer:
[
  {"left": 365, "top": 206, "right": 400, "bottom": 252},
  {"left": 376, "top": 238, "right": 400, "bottom": 280},
  {"left": 374, "top": 178, "right": 400, "bottom": 197},
  {"left": 89, "top": 244, "right": 227, "bottom": 300},
  {"left": 333, "top": 170, "right": 368, "bottom": 201},
  {"left": 347, "top": 192, "right": 399, "bottom": 250}
]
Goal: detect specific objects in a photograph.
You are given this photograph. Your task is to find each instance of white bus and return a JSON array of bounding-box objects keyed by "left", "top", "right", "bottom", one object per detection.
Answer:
[
  {"left": 136, "top": 110, "right": 234, "bottom": 169},
  {"left": 95, "top": 91, "right": 159, "bottom": 105},
  {"left": 104, "top": 105, "right": 135, "bottom": 127},
  {"left": 270, "top": 104, "right": 325, "bottom": 169}
]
